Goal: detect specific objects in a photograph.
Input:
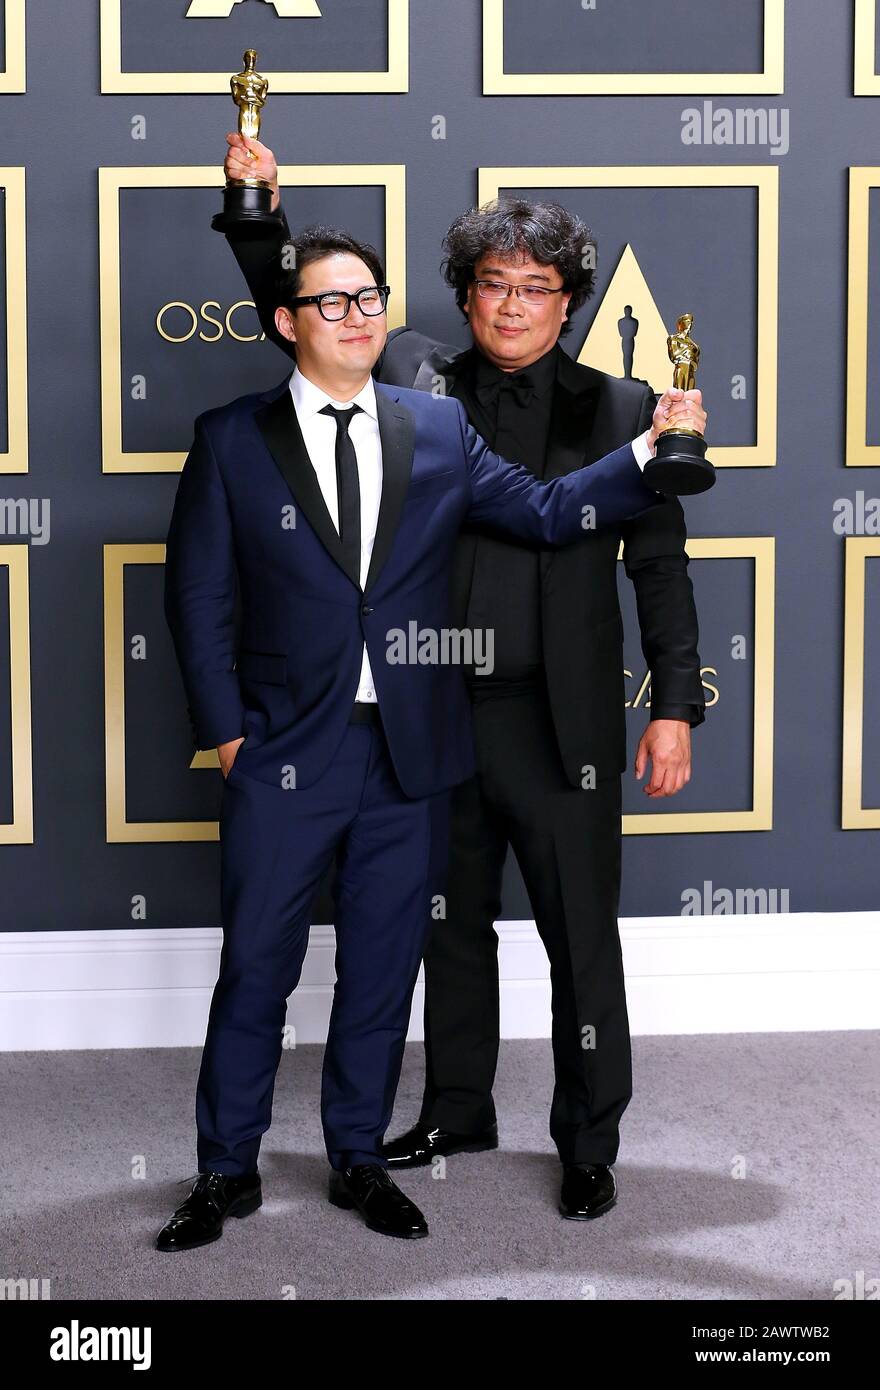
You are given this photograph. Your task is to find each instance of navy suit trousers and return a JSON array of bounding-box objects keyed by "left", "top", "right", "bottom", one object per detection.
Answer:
[{"left": 195, "top": 720, "right": 451, "bottom": 1174}]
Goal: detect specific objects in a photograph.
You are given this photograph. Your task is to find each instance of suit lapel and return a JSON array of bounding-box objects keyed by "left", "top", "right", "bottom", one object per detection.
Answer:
[
  {"left": 254, "top": 376, "right": 417, "bottom": 595},
  {"left": 254, "top": 383, "right": 362, "bottom": 590},
  {"left": 442, "top": 355, "right": 482, "bottom": 622},
  {"left": 539, "top": 353, "right": 602, "bottom": 585},
  {"left": 366, "top": 387, "right": 415, "bottom": 594},
  {"left": 544, "top": 351, "right": 602, "bottom": 480}
]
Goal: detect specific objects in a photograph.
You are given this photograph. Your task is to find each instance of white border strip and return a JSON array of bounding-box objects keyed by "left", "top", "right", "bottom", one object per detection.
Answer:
[{"left": 1, "top": 914, "right": 878, "bottom": 1051}]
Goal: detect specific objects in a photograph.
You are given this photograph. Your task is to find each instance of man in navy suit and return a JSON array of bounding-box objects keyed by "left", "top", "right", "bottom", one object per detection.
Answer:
[{"left": 156, "top": 226, "right": 699, "bottom": 1248}]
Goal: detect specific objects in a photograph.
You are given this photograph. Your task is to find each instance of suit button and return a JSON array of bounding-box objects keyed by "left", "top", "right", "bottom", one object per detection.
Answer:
[{"left": 361, "top": 605, "right": 374, "bottom": 616}]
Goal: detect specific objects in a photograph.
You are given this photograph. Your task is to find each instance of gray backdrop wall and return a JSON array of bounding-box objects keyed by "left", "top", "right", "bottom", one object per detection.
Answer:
[{"left": 1, "top": 0, "right": 877, "bottom": 932}]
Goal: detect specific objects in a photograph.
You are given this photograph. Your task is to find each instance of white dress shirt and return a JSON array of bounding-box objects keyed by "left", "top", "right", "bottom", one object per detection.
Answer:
[
  {"left": 290, "top": 367, "right": 382, "bottom": 703},
  {"left": 289, "top": 368, "right": 656, "bottom": 704}
]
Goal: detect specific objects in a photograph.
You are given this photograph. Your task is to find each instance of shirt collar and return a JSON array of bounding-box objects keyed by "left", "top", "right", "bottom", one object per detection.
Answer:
[{"left": 290, "top": 366, "right": 378, "bottom": 422}]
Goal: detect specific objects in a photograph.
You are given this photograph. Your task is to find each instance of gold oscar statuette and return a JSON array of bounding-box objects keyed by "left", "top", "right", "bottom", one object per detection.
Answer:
[
  {"left": 643, "top": 313, "right": 716, "bottom": 495},
  {"left": 212, "top": 49, "right": 278, "bottom": 236}
]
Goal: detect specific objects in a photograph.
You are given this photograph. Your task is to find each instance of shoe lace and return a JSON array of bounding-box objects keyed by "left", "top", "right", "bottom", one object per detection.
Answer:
[
  {"left": 172, "top": 1171, "right": 228, "bottom": 1220},
  {"left": 349, "top": 1164, "right": 412, "bottom": 1206}
]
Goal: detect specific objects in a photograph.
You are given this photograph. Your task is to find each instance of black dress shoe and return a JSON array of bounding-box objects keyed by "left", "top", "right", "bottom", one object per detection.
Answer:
[
  {"left": 559, "top": 1163, "right": 617, "bottom": 1220},
  {"left": 328, "top": 1164, "right": 428, "bottom": 1238},
  {"left": 155, "top": 1170, "right": 262, "bottom": 1251},
  {"left": 381, "top": 1121, "right": 498, "bottom": 1168}
]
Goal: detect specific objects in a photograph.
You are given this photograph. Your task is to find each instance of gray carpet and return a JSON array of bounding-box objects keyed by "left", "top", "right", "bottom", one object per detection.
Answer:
[{"left": 1, "top": 1033, "right": 876, "bottom": 1300}]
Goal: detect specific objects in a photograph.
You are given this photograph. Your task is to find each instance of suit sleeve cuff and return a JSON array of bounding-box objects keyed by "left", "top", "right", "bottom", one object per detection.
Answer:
[
  {"left": 651, "top": 703, "right": 705, "bottom": 727},
  {"left": 188, "top": 689, "right": 246, "bottom": 752}
]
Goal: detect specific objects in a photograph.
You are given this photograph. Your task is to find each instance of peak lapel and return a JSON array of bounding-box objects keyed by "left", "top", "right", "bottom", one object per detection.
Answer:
[{"left": 254, "top": 388, "right": 362, "bottom": 590}]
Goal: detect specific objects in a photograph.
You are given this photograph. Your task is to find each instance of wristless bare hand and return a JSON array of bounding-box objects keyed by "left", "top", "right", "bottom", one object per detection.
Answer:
[{"left": 646, "top": 388, "right": 706, "bottom": 452}]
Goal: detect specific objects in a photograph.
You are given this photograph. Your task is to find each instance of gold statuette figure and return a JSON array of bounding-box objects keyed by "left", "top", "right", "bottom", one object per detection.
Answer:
[
  {"left": 642, "top": 312, "right": 716, "bottom": 495},
  {"left": 212, "top": 50, "right": 277, "bottom": 235},
  {"left": 231, "top": 49, "right": 269, "bottom": 158},
  {"left": 667, "top": 313, "right": 701, "bottom": 395}
]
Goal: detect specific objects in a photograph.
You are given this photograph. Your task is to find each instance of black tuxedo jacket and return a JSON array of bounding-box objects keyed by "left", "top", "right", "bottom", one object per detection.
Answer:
[{"left": 225, "top": 214, "right": 706, "bottom": 785}]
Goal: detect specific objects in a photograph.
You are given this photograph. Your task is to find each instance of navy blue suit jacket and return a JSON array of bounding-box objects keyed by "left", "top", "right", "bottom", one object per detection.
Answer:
[{"left": 164, "top": 373, "right": 663, "bottom": 798}]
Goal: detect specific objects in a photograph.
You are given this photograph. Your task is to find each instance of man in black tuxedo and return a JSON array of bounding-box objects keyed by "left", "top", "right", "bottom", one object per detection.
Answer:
[{"left": 221, "top": 133, "right": 707, "bottom": 1221}]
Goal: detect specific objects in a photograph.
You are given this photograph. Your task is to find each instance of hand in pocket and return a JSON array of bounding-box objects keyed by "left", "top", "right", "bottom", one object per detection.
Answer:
[{"left": 218, "top": 735, "right": 246, "bottom": 780}]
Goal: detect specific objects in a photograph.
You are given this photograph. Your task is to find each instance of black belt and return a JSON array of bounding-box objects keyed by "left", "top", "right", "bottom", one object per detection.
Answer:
[{"left": 348, "top": 701, "right": 383, "bottom": 727}]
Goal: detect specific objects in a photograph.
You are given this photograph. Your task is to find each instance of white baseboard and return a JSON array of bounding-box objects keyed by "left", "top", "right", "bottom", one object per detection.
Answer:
[{"left": 1, "top": 913, "right": 878, "bottom": 1051}]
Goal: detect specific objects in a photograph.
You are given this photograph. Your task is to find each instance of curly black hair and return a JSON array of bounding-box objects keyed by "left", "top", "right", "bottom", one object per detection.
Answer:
[{"left": 440, "top": 197, "right": 597, "bottom": 337}]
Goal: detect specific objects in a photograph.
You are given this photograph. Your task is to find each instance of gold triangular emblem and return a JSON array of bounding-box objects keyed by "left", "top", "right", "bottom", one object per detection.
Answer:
[
  {"left": 578, "top": 244, "right": 671, "bottom": 393},
  {"left": 186, "top": 1, "right": 322, "bottom": 16}
]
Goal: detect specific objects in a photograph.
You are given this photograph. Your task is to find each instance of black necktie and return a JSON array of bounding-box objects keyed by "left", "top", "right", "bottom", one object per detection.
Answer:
[
  {"left": 320, "top": 404, "right": 362, "bottom": 582},
  {"left": 475, "top": 370, "right": 536, "bottom": 410}
]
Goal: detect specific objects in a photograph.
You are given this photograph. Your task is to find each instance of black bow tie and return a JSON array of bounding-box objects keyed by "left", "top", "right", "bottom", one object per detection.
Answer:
[{"left": 475, "top": 370, "right": 537, "bottom": 410}]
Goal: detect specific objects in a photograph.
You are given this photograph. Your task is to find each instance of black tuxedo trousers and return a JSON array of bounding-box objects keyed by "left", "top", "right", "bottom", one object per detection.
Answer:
[{"left": 419, "top": 678, "right": 631, "bottom": 1165}]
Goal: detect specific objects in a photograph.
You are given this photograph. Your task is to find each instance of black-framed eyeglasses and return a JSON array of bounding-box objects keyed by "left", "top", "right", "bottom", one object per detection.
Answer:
[
  {"left": 474, "top": 279, "right": 565, "bottom": 305},
  {"left": 287, "top": 285, "right": 391, "bottom": 322}
]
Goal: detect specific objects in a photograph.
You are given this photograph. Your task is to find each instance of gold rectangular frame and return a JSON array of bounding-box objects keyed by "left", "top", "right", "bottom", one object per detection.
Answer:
[
  {"left": 855, "top": 0, "right": 880, "bottom": 94},
  {"left": 622, "top": 537, "right": 775, "bottom": 835},
  {"left": 483, "top": 0, "right": 785, "bottom": 96},
  {"left": 478, "top": 166, "right": 778, "bottom": 469},
  {"left": 846, "top": 167, "right": 880, "bottom": 465},
  {"left": 101, "top": 0, "right": 408, "bottom": 93},
  {"left": 0, "top": 1, "right": 25, "bottom": 93},
  {"left": 0, "top": 544, "right": 32, "bottom": 843},
  {"left": 0, "top": 167, "right": 28, "bottom": 473},
  {"left": 99, "top": 164, "right": 407, "bottom": 473},
  {"left": 842, "top": 537, "right": 880, "bottom": 828},
  {"left": 105, "top": 542, "right": 220, "bottom": 842}
]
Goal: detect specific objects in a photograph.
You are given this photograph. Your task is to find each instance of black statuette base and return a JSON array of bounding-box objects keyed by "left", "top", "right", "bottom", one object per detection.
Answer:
[
  {"left": 211, "top": 183, "right": 279, "bottom": 236},
  {"left": 643, "top": 431, "right": 716, "bottom": 496}
]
